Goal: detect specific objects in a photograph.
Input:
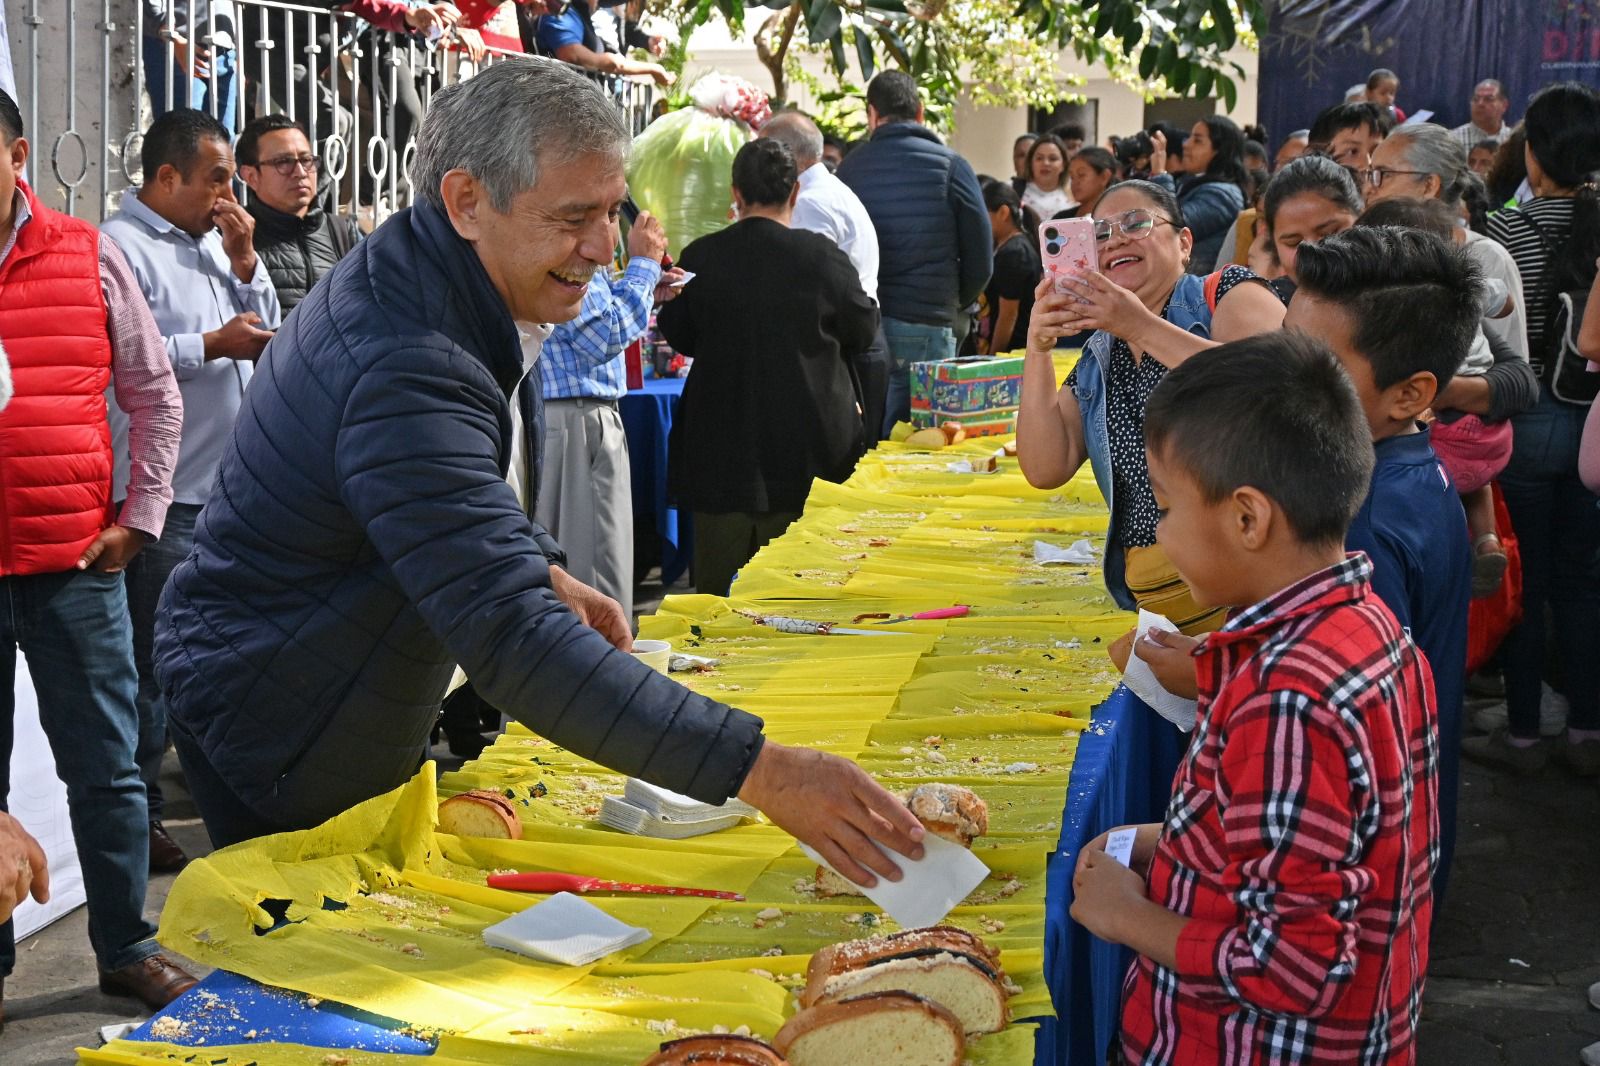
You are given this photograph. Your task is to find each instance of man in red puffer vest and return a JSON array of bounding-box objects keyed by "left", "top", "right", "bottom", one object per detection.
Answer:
[{"left": 0, "top": 87, "right": 196, "bottom": 1026}]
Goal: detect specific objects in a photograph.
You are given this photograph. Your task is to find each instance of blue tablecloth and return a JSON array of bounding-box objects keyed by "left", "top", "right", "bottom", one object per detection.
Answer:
[
  {"left": 131, "top": 687, "right": 1182, "bottom": 1066},
  {"left": 620, "top": 376, "right": 692, "bottom": 586}
]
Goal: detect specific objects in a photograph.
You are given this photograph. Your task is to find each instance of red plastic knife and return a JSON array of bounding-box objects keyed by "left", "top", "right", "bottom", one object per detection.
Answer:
[{"left": 486, "top": 871, "right": 745, "bottom": 901}]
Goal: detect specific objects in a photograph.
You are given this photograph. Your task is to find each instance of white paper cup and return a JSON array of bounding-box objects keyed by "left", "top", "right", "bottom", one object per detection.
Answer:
[{"left": 630, "top": 639, "right": 671, "bottom": 674}]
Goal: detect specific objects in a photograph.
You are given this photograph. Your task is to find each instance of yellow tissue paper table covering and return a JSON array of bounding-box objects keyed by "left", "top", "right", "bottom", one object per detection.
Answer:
[{"left": 83, "top": 403, "right": 1128, "bottom": 1066}]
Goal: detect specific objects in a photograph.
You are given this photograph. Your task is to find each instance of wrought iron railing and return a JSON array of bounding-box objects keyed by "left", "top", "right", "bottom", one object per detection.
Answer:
[{"left": 10, "top": 0, "right": 655, "bottom": 223}]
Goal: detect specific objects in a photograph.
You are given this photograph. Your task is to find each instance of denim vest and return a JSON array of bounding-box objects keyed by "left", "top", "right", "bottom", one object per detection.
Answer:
[{"left": 1071, "top": 272, "right": 1215, "bottom": 609}]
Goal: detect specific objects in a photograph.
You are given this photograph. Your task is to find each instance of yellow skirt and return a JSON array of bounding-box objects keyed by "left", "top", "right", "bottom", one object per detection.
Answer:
[{"left": 1123, "top": 542, "right": 1229, "bottom": 637}]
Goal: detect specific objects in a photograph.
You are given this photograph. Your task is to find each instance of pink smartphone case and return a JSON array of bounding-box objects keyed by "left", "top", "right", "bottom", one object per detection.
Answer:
[{"left": 1039, "top": 218, "right": 1097, "bottom": 292}]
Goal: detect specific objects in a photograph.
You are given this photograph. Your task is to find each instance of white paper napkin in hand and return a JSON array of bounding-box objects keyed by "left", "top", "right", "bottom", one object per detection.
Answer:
[
  {"left": 800, "top": 833, "right": 991, "bottom": 930},
  {"left": 1121, "top": 609, "right": 1199, "bottom": 732},
  {"left": 482, "top": 892, "right": 652, "bottom": 966},
  {"left": 1033, "top": 539, "right": 1098, "bottom": 565}
]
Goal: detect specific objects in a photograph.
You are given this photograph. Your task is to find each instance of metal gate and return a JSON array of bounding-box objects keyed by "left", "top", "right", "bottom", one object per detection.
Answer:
[{"left": 4, "top": 0, "right": 655, "bottom": 224}]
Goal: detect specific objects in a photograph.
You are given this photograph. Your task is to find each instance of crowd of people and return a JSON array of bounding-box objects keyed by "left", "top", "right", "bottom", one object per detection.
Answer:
[{"left": 0, "top": 34, "right": 1596, "bottom": 1066}]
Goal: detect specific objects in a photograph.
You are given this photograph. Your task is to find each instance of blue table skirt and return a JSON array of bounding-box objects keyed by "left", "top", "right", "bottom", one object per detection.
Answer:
[
  {"left": 1036, "top": 685, "right": 1187, "bottom": 1066},
  {"left": 620, "top": 376, "right": 692, "bottom": 586},
  {"left": 131, "top": 687, "right": 1183, "bottom": 1066}
]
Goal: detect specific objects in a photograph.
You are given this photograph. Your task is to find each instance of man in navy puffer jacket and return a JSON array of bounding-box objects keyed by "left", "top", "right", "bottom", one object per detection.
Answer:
[
  {"left": 839, "top": 71, "right": 992, "bottom": 436},
  {"left": 153, "top": 59, "right": 925, "bottom": 891}
]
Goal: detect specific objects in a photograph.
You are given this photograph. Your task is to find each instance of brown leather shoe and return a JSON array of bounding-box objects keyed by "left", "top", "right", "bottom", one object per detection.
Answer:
[
  {"left": 149, "top": 821, "right": 189, "bottom": 873},
  {"left": 99, "top": 955, "right": 198, "bottom": 1010}
]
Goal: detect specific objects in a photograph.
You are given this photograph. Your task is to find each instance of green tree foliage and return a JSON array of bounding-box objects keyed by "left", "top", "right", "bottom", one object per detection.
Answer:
[{"left": 656, "top": 0, "right": 1261, "bottom": 120}]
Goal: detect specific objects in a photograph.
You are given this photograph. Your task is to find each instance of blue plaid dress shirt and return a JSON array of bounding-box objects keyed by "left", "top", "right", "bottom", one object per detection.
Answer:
[{"left": 539, "top": 257, "right": 661, "bottom": 401}]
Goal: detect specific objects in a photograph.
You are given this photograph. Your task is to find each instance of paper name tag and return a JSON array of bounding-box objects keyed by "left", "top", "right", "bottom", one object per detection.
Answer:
[{"left": 1104, "top": 827, "right": 1137, "bottom": 868}]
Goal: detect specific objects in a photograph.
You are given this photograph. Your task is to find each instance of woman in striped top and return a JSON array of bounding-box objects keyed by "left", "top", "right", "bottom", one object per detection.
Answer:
[{"left": 1465, "top": 82, "right": 1600, "bottom": 776}]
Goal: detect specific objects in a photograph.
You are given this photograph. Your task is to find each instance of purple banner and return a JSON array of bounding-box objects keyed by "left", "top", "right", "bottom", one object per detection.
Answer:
[{"left": 1258, "top": 0, "right": 1600, "bottom": 146}]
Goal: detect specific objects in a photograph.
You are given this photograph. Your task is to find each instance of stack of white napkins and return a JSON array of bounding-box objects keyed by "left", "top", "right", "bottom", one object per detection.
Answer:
[
  {"left": 597, "top": 779, "right": 757, "bottom": 839},
  {"left": 482, "top": 892, "right": 652, "bottom": 966}
]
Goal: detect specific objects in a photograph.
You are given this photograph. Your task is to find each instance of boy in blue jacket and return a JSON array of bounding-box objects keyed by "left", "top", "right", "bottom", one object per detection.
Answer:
[{"left": 1281, "top": 226, "right": 1473, "bottom": 902}]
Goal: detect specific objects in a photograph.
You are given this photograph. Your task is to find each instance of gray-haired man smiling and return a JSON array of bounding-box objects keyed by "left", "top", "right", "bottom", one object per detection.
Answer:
[{"left": 155, "top": 59, "right": 925, "bottom": 888}]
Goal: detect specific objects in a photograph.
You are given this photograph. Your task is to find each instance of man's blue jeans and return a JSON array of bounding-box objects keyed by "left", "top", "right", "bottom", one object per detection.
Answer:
[
  {"left": 0, "top": 568, "right": 158, "bottom": 976},
  {"left": 881, "top": 316, "right": 957, "bottom": 438},
  {"left": 128, "top": 502, "right": 200, "bottom": 822},
  {"left": 142, "top": 36, "right": 238, "bottom": 129},
  {"left": 1499, "top": 388, "right": 1600, "bottom": 738}
]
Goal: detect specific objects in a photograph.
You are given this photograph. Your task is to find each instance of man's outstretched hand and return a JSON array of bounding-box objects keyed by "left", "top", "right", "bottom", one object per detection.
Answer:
[
  {"left": 549, "top": 564, "right": 632, "bottom": 651},
  {"left": 738, "top": 742, "right": 925, "bottom": 888}
]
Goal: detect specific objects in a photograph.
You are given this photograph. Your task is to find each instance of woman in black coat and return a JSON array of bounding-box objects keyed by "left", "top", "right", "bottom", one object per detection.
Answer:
[{"left": 658, "top": 138, "right": 880, "bottom": 596}]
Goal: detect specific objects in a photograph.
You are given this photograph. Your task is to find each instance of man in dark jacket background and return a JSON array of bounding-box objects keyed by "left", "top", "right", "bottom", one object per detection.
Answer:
[
  {"left": 838, "top": 70, "right": 992, "bottom": 435},
  {"left": 154, "top": 58, "right": 923, "bottom": 891},
  {"left": 237, "top": 115, "right": 363, "bottom": 316}
]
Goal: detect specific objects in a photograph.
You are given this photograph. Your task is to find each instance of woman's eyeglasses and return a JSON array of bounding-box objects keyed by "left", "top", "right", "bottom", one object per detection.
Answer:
[
  {"left": 260, "top": 154, "right": 319, "bottom": 177},
  {"left": 1094, "top": 208, "right": 1178, "bottom": 244}
]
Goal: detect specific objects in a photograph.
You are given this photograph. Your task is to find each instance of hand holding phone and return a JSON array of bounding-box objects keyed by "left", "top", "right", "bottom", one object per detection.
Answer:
[{"left": 1039, "top": 218, "right": 1097, "bottom": 295}]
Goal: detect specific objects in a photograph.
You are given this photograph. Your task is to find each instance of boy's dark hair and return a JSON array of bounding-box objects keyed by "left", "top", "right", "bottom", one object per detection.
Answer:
[
  {"left": 0, "top": 88, "right": 21, "bottom": 144},
  {"left": 866, "top": 71, "right": 921, "bottom": 125},
  {"left": 822, "top": 132, "right": 846, "bottom": 152},
  {"left": 731, "top": 137, "right": 798, "bottom": 207},
  {"left": 1013, "top": 131, "right": 1040, "bottom": 148},
  {"left": 1050, "top": 122, "right": 1086, "bottom": 143},
  {"left": 1145, "top": 332, "right": 1374, "bottom": 547},
  {"left": 1263, "top": 154, "right": 1364, "bottom": 236},
  {"left": 1294, "top": 226, "right": 1481, "bottom": 393},
  {"left": 1367, "top": 67, "right": 1399, "bottom": 90},
  {"left": 1307, "top": 102, "right": 1389, "bottom": 149},
  {"left": 141, "top": 107, "right": 231, "bottom": 183},
  {"left": 1355, "top": 195, "right": 1457, "bottom": 240},
  {"left": 1243, "top": 138, "right": 1269, "bottom": 168},
  {"left": 236, "top": 113, "right": 305, "bottom": 167}
]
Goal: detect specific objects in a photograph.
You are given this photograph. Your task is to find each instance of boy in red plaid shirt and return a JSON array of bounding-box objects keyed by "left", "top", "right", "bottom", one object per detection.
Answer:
[{"left": 1070, "top": 332, "right": 1440, "bottom": 1066}]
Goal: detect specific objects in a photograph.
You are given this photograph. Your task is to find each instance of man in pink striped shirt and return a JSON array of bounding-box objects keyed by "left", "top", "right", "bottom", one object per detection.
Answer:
[{"left": 0, "top": 86, "right": 194, "bottom": 1023}]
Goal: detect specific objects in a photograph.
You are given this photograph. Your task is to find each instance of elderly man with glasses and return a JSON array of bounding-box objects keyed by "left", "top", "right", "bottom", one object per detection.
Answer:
[
  {"left": 238, "top": 114, "right": 364, "bottom": 316},
  {"left": 1450, "top": 79, "right": 1515, "bottom": 149}
]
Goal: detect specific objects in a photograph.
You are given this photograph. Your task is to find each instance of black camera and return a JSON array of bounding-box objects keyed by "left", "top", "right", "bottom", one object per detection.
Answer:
[
  {"left": 1042, "top": 226, "right": 1061, "bottom": 256},
  {"left": 1111, "top": 131, "right": 1154, "bottom": 168}
]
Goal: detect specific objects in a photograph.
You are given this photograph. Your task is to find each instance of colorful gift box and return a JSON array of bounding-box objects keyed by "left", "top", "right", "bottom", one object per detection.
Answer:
[{"left": 909, "top": 355, "right": 1026, "bottom": 436}]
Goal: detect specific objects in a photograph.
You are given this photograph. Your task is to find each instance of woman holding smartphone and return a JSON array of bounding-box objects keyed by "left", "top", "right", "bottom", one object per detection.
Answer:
[{"left": 1016, "top": 180, "right": 1284, "bottom": 637}]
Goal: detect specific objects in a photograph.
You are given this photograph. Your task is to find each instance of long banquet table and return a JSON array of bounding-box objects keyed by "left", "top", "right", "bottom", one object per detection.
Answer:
[{"left": 89, "top": 402, "right": 1171, "bottom": 1066}]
